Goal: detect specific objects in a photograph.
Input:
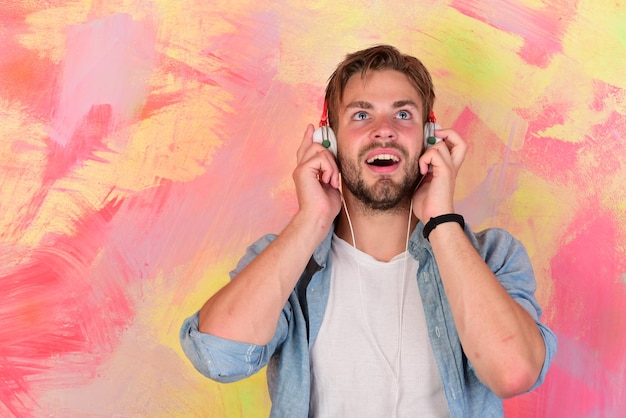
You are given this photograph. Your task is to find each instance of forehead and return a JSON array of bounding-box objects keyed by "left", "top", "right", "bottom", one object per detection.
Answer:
[{"left": 341, "top": 69, "right": 423, "bottom": 107}]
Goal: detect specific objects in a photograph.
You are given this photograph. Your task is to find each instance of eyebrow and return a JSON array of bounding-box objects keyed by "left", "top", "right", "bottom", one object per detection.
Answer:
[
  {"left": 345, "top": 101, "right": 373, "bottom": 110},
  {"left": 344, "top": 100, "right": 420, "bottom": 110},
  {"left": 392, "top": 100, "right": 420, "bottom": 109}
]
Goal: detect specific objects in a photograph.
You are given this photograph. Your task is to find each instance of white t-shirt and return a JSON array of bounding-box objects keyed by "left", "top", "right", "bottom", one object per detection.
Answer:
[{"left": 309, "top": 234, "right": 450, "bottom": 418}]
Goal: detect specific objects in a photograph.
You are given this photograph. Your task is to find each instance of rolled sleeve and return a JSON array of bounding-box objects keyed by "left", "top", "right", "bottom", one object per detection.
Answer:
[
  {"left": 180, "top": 311, "right": 266, "bottom": 383},
  {"left": 529, "top": 321, "right": 557, "bottom": 391},
  {"left": 180, "top": 234, "right": 287, "bottom": 383}
]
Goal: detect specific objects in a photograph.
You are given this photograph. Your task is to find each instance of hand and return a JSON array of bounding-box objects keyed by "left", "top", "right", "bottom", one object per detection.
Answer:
[
  {"left": 412, "top": 128, "right": 467, "bottom": 222},
  {"left": 293, "top": 124, "right": 342, "bottom": 225}
]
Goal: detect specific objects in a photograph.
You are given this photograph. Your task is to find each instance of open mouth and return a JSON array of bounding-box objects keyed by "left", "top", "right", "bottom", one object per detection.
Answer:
[{"left": 366, "top": 154, "right": 400, "bottom": 167}]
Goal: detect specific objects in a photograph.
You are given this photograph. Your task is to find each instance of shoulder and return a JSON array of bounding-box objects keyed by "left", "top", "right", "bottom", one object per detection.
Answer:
[
  {"left": 466, "top": 226, "right": 532, "bottom": 274},
  {"left": 466, "top": 226, "right": 522, "bottom": 252},
  {"left": 229, "top": 233, "right": 278, "bottom": 278},
  {"left": 468, "top": 226, "right": 518, "bottom": 249},
  {"left": 248, "top": 233, "right": 279, "bottom": 253}
]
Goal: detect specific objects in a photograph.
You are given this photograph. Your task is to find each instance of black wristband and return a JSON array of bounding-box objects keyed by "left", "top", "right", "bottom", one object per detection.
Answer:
[{"left": 423, "top": 214, "right": 465, "bottom": 241}]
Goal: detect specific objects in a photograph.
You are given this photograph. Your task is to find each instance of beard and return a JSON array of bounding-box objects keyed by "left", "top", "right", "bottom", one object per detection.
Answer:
[{"left": 338, "top": 144, "right": 422, "bottom": 213}]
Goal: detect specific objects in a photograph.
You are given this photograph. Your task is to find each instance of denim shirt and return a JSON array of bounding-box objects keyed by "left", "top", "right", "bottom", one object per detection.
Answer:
[{"left": 180, "top": 222, "right": 557, "bottom": 418}]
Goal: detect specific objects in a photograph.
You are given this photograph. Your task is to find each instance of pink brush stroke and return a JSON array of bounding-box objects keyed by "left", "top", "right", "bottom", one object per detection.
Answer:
[
  {"left": 450, "top": 0, "right": 574, "bottom": 67},
  {"left": 49, "top": 13, "right": 155, "bottom": 148},
  {"left": 0, "top": 12, "right": 156, "bottom": 415},
  {"left": 544, "top": 203, "right": 626, "bottom": 416},
  {"left": 0, "top": 199, "right": 134, "bottom": 417}
]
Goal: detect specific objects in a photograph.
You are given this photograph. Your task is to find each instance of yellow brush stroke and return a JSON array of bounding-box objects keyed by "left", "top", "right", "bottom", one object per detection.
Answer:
[
  {"left": 16, "top": 1, "right": 91, "bottom": 62},
  {"left": 499, "top": 172, "right": 581, "bottom": 306},
  {"left": 19, "top": 83, "right": 228, "bottom": 244},
  {"left": 598, "top": 159, "right": 626, "bottom": 239},
  {"left": 114, "top": 84, "right": 228, "bottom": 189},
  {"left": 135, "top": 257, "right": 272, "bottom": 416},
  {"left": 529, "top": 59, "right": 603, "bottom": 144},
  {"left": 563, "top": 0, "right": 626, "bottom": 90},
  {"left": 152, "top": 0, "right": 258, "bottom": 75},
  {"left": 0, "top": 100, "right": 48, "bottom": 244}
]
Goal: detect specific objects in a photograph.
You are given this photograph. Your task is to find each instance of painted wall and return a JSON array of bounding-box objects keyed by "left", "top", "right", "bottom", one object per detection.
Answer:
[{"left": 1, "top": 1, "right": 624, "bottom": 416}]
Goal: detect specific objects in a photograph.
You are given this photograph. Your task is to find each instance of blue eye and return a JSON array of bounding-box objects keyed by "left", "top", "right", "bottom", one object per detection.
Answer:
[
  {"left": 354, "top": 111, "right": 368, "bottom": 120},
  {"left": 397, "top": 110, "right": 411, "bottom": 120}
]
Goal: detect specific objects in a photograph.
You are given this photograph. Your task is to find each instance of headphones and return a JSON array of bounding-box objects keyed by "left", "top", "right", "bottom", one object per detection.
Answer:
[
  {"left": 424, "top": 111, "right": 442, "bottom": 148},
  {"left": 312, "top": 102, "right": 338, "bottom": 157},
  {"left": 313, "top": 105, "right": 440, "bottom": 157}
]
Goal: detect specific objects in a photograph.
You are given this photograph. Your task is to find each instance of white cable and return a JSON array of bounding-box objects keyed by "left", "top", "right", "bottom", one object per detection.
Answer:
[{"left": 342, "top": 187, "right": 413, "bottom": 418}]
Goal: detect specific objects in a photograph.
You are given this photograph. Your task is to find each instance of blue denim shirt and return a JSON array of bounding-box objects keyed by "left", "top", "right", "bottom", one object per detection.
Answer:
[{"left": 180, "top": 222, "right": 557, "bottom": 418}]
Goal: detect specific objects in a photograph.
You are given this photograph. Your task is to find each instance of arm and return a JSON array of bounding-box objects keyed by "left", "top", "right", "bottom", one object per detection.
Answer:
[
  {"left": 198, "top": 124, "right": 342, "bottom": 345},
  {"left": 429, "top": 225, "right": 546, "bottom": 398},
  {"left": 413, "top": 129, "right": 547, "bottom": 398}
]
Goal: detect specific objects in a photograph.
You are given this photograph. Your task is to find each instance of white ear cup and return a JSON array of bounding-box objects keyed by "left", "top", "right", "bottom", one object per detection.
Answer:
[
  {"left": 423, "top": 122, "right": 442, "bottom": 173},
  {"left": 424, "top": 122, "right": 442, "bottom": 149},
  {"left": 313, "top": 126, "right": 338, "bottom": 157}
]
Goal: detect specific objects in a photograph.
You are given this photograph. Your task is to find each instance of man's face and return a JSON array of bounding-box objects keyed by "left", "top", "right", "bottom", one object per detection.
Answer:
[{"left": 336, "top": 70, "right": 425, "bottom": 212}]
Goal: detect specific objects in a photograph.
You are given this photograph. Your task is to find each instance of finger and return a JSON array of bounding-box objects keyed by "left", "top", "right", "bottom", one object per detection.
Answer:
[
  {"left": 431, "top": 141, "right": 454, "bottom": 167},
  {"left": 318, "top": 152, "right": 341, "bottom": 189},
  {"left": 301, "top": 142, "right": 338, "bottom": 173},
  {"left": 418, "top": 148, "right": 436, "bottom": 175},
  {"left": 300, "top": 145, "right": 341, "bottom": 188},
  {"left": 296, "top": 124, "right": 316, "bottom": 163},
  {"left": 433, "top": 128, "right": 467, "bottom": 168},
  {"left": 419, "top": 145, "right": 453, "bottom": 177}
]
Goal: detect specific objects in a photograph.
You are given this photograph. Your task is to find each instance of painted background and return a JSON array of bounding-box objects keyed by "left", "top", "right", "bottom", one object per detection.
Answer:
[{"left": 1, "top": 0, "right": 624, "bottom": 416}]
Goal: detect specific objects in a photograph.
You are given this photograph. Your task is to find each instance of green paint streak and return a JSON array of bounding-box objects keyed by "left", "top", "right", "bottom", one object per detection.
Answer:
[{"left": 441, "top": 31, "right": 507, "bottom": 89}]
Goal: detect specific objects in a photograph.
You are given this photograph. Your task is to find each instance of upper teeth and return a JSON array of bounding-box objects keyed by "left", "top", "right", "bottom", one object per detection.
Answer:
[{"left": 367, "top": 154, "right": 399, "bottom": 163}]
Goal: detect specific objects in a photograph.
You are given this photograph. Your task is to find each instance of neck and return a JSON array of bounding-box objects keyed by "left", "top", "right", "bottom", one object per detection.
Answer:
[{"left": 335, "top": 196, "right": 417, "bottom": 262}]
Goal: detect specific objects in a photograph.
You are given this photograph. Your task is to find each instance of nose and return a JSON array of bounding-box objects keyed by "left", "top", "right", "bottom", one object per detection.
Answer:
[{"left": 371, "top": 118, "right": 397, "bottom": 141}]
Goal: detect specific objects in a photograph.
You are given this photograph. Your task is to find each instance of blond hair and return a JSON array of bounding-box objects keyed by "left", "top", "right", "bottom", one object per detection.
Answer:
[{"left": 324, "top": 45, "right": 435, "bottom": 129}]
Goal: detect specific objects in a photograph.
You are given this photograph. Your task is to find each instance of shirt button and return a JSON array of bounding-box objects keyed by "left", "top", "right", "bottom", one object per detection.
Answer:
[{"left": 435, "top": 327, "right": 441, "bottom": 338}]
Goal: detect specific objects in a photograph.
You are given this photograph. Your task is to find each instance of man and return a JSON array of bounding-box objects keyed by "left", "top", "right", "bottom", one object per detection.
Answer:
[{"left": 180, "top": 45, "right": 557, "bottom": 417}]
